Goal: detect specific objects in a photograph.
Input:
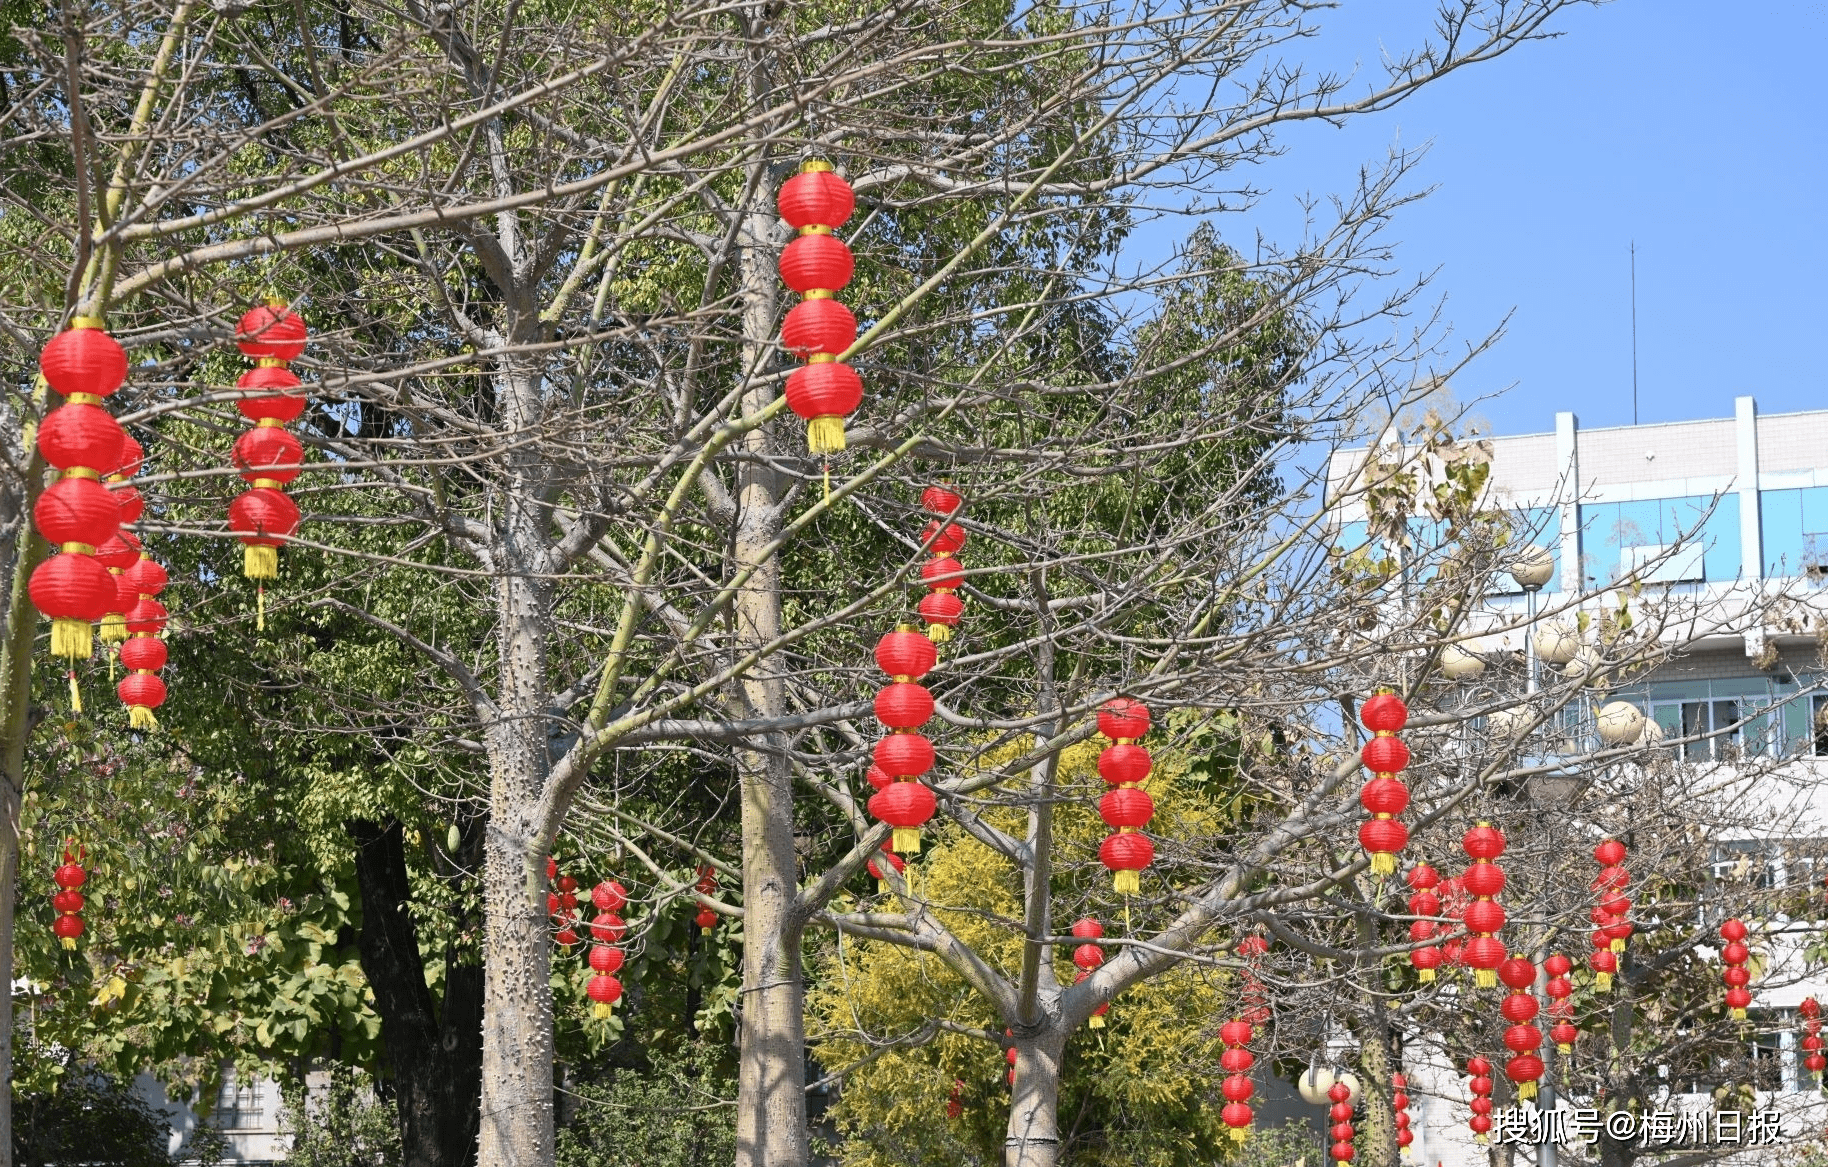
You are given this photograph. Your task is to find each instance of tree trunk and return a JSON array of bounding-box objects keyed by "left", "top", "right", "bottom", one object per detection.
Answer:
[
  {"left": 730, "top": 178, "right": 808, "bottom": 1166},
  {"left": 477, "top": 369, "right": 557, "bottom": 1167},
  {"left": 1355, "top": 1012, "right": 1399, "bottom": 1167},
  {"left": 349, "top": 818, "right": 484, "bottom": 1167},
  {"left": 1005, "top": 1029, "right": 1067, "bottom": 1167}
]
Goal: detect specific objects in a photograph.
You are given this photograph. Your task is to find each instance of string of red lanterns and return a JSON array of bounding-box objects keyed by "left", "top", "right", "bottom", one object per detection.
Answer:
[
  {"left": 1391, "top": 1073, "right": 1413, "bottom": 1157},
  {"left": 777, "top": 162, "right": 862, "bottom": 455},
  {"left": 1498, "top": 954, "right": 1544, "bottom": 1100},
  {"left": 229, "top": 301, "right": 308, "bottom": 628},
  {"left": 1545, "top": 953, "right": 1577, "bottom": 1053},
  {"left": 694, "top": 865, "right": 719, "bottom": 934},
  {"left": 585, "top": 879, "right": 627, "bottom": 1019},
  {"left": 1326, "top": 1080, "right": 1355, "bottom": 1163},
  {"left": 116, "top": 539, "right": 170, "bottom": 729},
  {"left": 1405, "top": 862, "right": 1443, "bottom": 983},
  {"left": 547, "top": 856, "right": 579, "bottom": 947},
  {"left": 1358, "top": 690, "right": 1411, "bottom": 876},
  {"left": 866, "top": 841, "right": 905, "bottom": 893},
  {"left": 1593, "top": 838, "right": 1632, "bottom": 954},
  {"left": 1460, "top": 823, "right": 1507, "bottom": 988},
  {"left": 1096, "top": 697, "right": 1154, "bottom": 894},
  {"left": 32, "top": 319, "right": 131, "bottom": 707},
  {"left": 917, "top": 485, "right": 966, "bottom": 643},
  {"left": 51, "top": 843, "right": 86, "bottom": 950},
  {"left": 1219, "top": 1015, "right": 1256, "bottom": 1143},
  {"left": 1071, "top": 917, "right": 1108, "bottom": 1028},
  {"left": 1719, "top": 917, "right": 1752, "bottom": 1020},
  {"left": 1465, "top": 1055, "right": 1494, "bottom": 1143},
  {"left": 1801, "top": 998, "right": 1823, "bottom": 1084},
  {"left": 1438, "top": 872, "right": 1469, "bottom": 972},
  {"left": 868, "top": 627, "right": 939, "bottom": 854}
]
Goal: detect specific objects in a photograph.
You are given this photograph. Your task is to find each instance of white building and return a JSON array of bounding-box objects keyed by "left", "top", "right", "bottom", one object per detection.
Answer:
[{"left": 1329, "top": 401, "right": 1828, "bottom": 1166}]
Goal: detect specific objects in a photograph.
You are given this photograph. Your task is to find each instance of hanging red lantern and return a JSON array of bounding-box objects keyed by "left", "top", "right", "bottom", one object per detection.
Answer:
[
  {"left": 695, "top": 907, "right": 717, "bottom": 934},
  {"left": 1466, "top": 1056, "right": 1494, "bottom": 1142},
  {"left": 1803, "top": 998, "right": 1824, "bottom": 1081},
  {"left": 40, "top": 323, "right": 127, "bottom": 397},
  {"left": 93, "top": 531, "right": 139, "bottom": 645},
  {"left": 1406, "top": 863, "right": 1443, "bottom": 982},
  {"left": 921, "top": 485, "right": 962, "bottom": 515},
  {"left": 921, "top": 519, "right": 967, "bottom": 556},
  {"left": 38, "top": 403, "right": 124, "bottom": 478},
  {"left": 230, "top": 303, "right": 309, "bottom": 626},
  {"left": 868, "top": 781, "right": 937, "bottom": 853},
  {"left": 52, "top": 844, "right": 86, "bottom": 950},
  {"left": 874, "top": 682, "right": 934, "bottom": 728},
  {"left": 1589, "top": 945, "right": 1617, "bottom": 991},
  {"left": 1072, "top": 918, "right": 1109, "bottom": 1027},
  {"left": 1357, "top": 690, "right": 1410, "bottom": 875},
  {"left": 864, "top": 764, "right": 892, "bottom": 791},
  {"left": 866, "top": 842, "right": 905, "bottom": 892},
  {"left": 1544, "top": 953, "right": 1577, "bottom": 1051},
  {"left": 776, "top": 162, "right": 861, "bottom": 453},
  {"left": 916, "top": 487, "right": 969, "bottom": 641},
  {"left": 590, "top": 912, "right": 627, "bottom": 943},
  {"left": 592, "top": 881, "right": 628, "bottom": 912},
  {"left": 1459, "top": 823, "right": 1507, "bottom": 988},
  {"left": 1393, "top": 1073, "right": 1413, "bottom": 1156},
  {"left": 872, "top": 732, "right": 935, "bottom": 777},
  {"left": 29, "top": 553, "right": 116, "bottom": 664},
  {"left": 874, "top": 628, "right": 936, "bottom": 679},
  {"left": 1096, "top": 696, "right": 1154, "bottom": 894},
  {"left": 586, "top": 974, "right": 622, "bottom": 1017},
  {"left": 1719, "top": 918, "right": 1752, "bottom": 1019},
  {"left": 1499, "top": 955, "right": 1544, "bottom": 1098}
]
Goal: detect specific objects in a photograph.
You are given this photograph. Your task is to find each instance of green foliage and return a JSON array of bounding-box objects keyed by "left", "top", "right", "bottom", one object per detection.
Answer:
[
  {"left": 278, "top": 1065, "right": 401, "bottom": 1167},
  {"left": 11, "top": 1067, "right": 172, "bottom": 1167},
  {"left": 556, "top": 1042, "right": 736, "bottom": 1167}
]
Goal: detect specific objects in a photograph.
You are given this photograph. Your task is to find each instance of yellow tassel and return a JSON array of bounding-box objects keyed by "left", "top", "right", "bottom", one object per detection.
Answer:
[
  {"left": 1732, "top": 1008, "right": 1746, "bottom": 1021},
  {"left": 1371, "top": 852, "right": 1395, "bottom": 875},
  {"left": 129, "top": 706, "right": 157, "bottom": 730},
  {"left": 1475, "top": 969, "right": 1496, "bottom": 989},
  {"left": 98, "top": 611, "right": 127, "bottom": 644},
  {"left": 60, "top": 937, "right": 76, "bottom": 951},
  {"left": 1596, "top": 973, "right": 1611, "bottom": 992},
  {"left": 877, "top": 879, "right": 890, "bottom": 894},
  {"left": 1114, "top": 869, "right": 1140, "bottom": 895},
  {"left": 1474, "top": 1134, "right": 1487, "bottom": 1145},
  {"left": 244, "top": 544, "right": 279, "bottom": 580},
  {"left": 1611, "top": 939, "right": 1625, "bottom": 953},
  {"left": 926, "top": 623, "right": 952, "bottom": 643},
  {"left": 1088, "top": 1014, "right": 1104, "bottom": 1029},
  {"left": 1228, "top": 1128, "right": 1248, "bottom": 1143},
  {"left": 1419, "top": 969, "right": 1435, "bottom": 983},
  {"left": 257, "top": 585, "right": 266, "bottom": 631},
  {"left": 68, "top": 671, "right": 82, "bottom": 713},
  {"left": 892, "top": 827, "right": 921, "bottom": 854},
  {"left": 592, "top": 1003, "right": 611, "bottom": 1019},
  {"left": 1557, "top": 1043, "right": 1572, "bottom": 1054},
  {"left": 805, "top": 415, "right": 847, "bottom": 454},
  {"left": 50, "top": 618, "right": 93, "bottom": 660},
  {"left": 1518, "top": 1081, "right": 1537, "bottom": 1100}
]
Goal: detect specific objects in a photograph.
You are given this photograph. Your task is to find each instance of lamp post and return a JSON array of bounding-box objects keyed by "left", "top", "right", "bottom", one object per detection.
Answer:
[{"left": 1510, "top": 545, "right": 1554, "bottom": 695}]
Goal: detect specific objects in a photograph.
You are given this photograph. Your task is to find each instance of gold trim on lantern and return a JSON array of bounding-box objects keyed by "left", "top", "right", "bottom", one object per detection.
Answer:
[
  {"left": 70, "top": 316, "right": 105, "bottom": 330},
  {"left": 807, "top": 353, "right": 837, "bottom": 363},
  {"left": 800, "top": 159, "right": 834, "bottom": 174},
  {"left": 798, "top": 224, "right": 835, "bottom": 236},
  {"left": 59, "top": 541, "right": 96, "bottom": 555},
  {"left": 66, "top": 393, "right": 105, "bottom": 406},
  {"left": 256, "top": 417, "right": 288, "bottom": 428},
  {"left": 257, "top": 357, "right": 288, "bottom": 368},
  {"left": 252, "top": 477, "right": 284, "bottom": 489},
  {"left": 803, "top": 288, "right": 835, "bottom": 299},
  {"left": 62, "top": 467, "right": 101, "bottom": 482}
]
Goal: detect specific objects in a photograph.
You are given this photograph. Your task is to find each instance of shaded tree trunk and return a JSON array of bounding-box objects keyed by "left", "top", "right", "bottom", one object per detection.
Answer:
[
  {"left": 349, "top": 818, "right": 484, "bottom": 1167},
  {"left": 1005, "top": 1028, "right": 1067, "bottom": 1167}
]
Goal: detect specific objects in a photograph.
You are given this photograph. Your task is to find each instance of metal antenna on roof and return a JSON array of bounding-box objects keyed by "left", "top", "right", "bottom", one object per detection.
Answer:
[{"left": 1630, "top": 241, "right": 1639, "bottom": 427}]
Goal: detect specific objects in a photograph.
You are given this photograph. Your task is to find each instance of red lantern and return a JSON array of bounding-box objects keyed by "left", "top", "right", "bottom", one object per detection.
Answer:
[
  {"left": 591, "top": 881, "right": 628, "bottom": 912},
  {"left": 874, "top": 682, "right": 934, "bottom": 729},
  {"left": 586, "top": 974, "right": 623, "bottom": 1017},
  {"left": 117, "top": 672, "right": 167, "bottom": 729},
  {"left": 874, "top": 629, "right": 936, "bottom": 680},
  {"left": 1221, "top": 1102, "right": 1254, "bottom": 1142},
  {"left": 36, "top": 475, "right": 120, "bottom": 548},
  {"left": 1590, "top": 947, "right": 1617, "bottom": 991},
  {"left": 779, "top": 233, "right": 854, "bottom": 294},
  {"left": 236, "top": 303, "right": 308, "bottom": 362},
  {"left": 1358, "top": 818, "right": 1409, "bottom": 860},
  {"left": 1072, "top": 917, "right": 1104, "bottom": 939},
  {"left": 778, "top": 168, "right": 855, "bottom": 230},
  {"left": 1099, "top": 786, "right": 1154, "bottom": 829},
  {"left": 866, "top": 844, "right": 905, "bottom": 892},
  {"left": 872, "top": 733, "right": 934, "bottom": 778},
  {"left": 1099, "top": 831, "right": 1154, "bottom": 894},
  {"left": 921, "top": 519, "right": 967, "bottom": 557},
  {"left": 41, "top": 323, "right": 127, "bottom": 398},
  {"left": 868, "top": 781, "right": 936, "bottom": 854},
  {"left": 784, "top": 363, "right": 864, "bottom": 454},
  {"left": 30, "top": 553, "right": 116, "bottom": 661},
  {"left": 1499, "top": 955, "right": 1536, "bottom": 993},
  {"left": 1097, "top": 744, "right": 1152, "bottom": 785},
  {"left": 124, "top": 597, "right": 168, "bottom": 637},
  {"left": 1720, "top": 917, "right": 1747, "bottom": 942},
  {"left": 1359, "top": 777, "right": 1409, "bottom": 815},
  {"left": 921, "top": 556, "right": 964, "bottom": 589},
  {"left": 1360, "top": 736, "right": 1410, "bottom": 773},
  {"left": 38, "top": 403, "right": 125, "bottom": 474},
  {"left": 864, "top": 765, "right": 892, "bottom": 791},
  {"left": 781, "top": 298, "right": 857, "bottom": 358},
  {"left": 233, "top": 426, "right": 304, "bottom": 484},
  {"left": 921, "top": 485, "right": 962, "bottom": 515},
  {"left": 1357, "top": 690, "right": 1410, "bottom": 875},
  {"left": 590, "top": 912, "right": 627, "bottom": 943},
  {"left": 1360, "top": 691, "right": 1407, "bottom": 732},
  {"left": 1098, "top": 697, "right": 1151, "bottom": 741},
  {"left": 588, "top": 945, "right": 624, "bottom": 974},
  {"left": 1544, "top": 953, "right": 1572, "bottom": 978},
  {"left": 229, "top": 486, "right": 301, "bottom": 579},
  {"left": 917, "top": 591, "right": 963, "bottom": 639},
  {"left": 1594, "top": 838, "right": 1626, "bottom": 867},
  {"left": 236, "top": 365, "right": 308, "bottom": 422},
  {"left": 1464, "top": 900, "right": 1507, "bottom": 935},
  {"left": 1459, "top": 822, "right": 1507, "bottom": 988}
]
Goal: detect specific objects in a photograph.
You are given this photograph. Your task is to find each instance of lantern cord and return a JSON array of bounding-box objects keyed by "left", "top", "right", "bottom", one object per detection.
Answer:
[
  {"left": 257, "top": 583, "right": 266, "bottom": 632},
  {"left": 67, "top": 669, "right": 81, "bottom": 714}
]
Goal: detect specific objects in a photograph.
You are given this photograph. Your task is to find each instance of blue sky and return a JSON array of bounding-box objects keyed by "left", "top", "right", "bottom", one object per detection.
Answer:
[{"left": 1182, "top": 0, "right": 1826, "bottom": 439}]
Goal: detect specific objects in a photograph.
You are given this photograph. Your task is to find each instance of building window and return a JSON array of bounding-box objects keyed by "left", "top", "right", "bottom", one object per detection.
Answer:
[
  {"left": 1676, "top": 699, "right": 1741, "bottom": 762},
  {"left": 1813, "top": 696, "right": 1828, "bottom": 757},
  {"left": 1710, "top": 842, "right": 1774, "bottom": 890},
  {"left": 214, "top": 1074, "right": 264, "bottom": 1131}
]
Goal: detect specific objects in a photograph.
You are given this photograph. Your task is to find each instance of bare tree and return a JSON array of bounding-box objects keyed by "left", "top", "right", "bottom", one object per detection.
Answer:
[{"left": 0, "top": 3, "right": 1624, "bottom": 1167}]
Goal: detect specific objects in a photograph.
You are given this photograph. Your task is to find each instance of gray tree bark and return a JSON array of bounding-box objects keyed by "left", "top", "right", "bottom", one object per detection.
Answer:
[{"left": 1005, "top": 1027, "right": 1067, "bottom": 1167}]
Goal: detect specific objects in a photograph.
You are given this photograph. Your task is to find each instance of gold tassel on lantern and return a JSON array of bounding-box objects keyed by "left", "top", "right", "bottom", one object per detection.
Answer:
[
  {"left": 1475, "top": 969, "right": 1496, "bottom": 989},
  {"left": 1419, "top": 968, "right": 1435, "bottom": 984},
  {"left": 244, "top": 544, "right": 279, "bottom": 580},
  {"left": 67, "top": 670, "right": 83, "bottom": 713},
  {"left": 51, "top": 619, "right": 93, "bottom": 661},
  {"left": 593, "top": 1003, "right": 611, "bottom": 1020},
  {"left": 806, "top": 414, "right": 846, "bottom": 455},
  {"left": 1113, "top": 869, "right": 1140, "bottom": 895},
  {"left": 129, "top": 705, "right": 157, "bottom": 730},
  {"left": 892, "top": 826, "right": 920, "bottom": 854},
  {"left": 1595, "top": 972, "right": 1612, "bottom": 992},
  {"left": 1088, "top": 1013, "right": 1105, "bottom": 1030},
  {"left": 1518, "top": 1081, "right": 1537, "bottom": 1101},
  {"left": 1612, "top": 937, "right": 1626, "bottom": 953},
  {"left": 927, "top": 622, "right": 951, "bottom": 643}
]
